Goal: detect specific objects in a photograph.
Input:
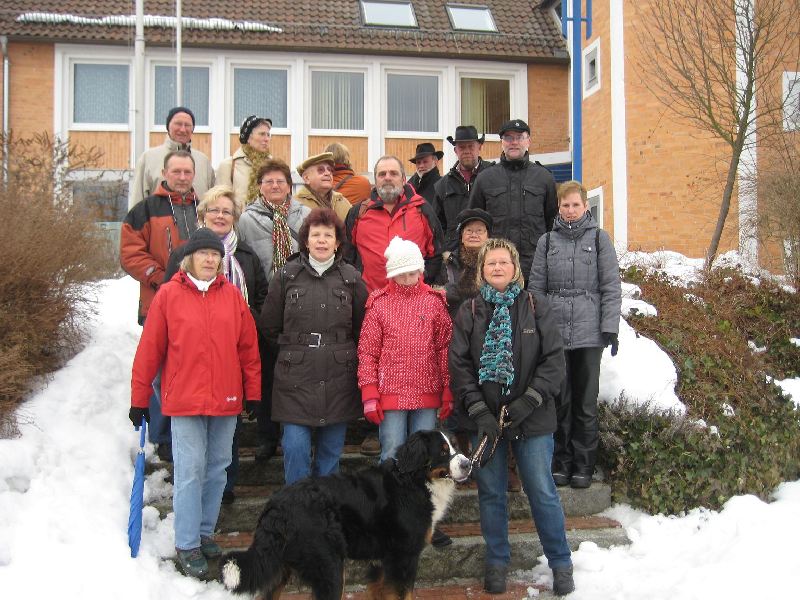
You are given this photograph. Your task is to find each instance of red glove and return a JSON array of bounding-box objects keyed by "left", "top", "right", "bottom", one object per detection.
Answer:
[
  {"left": 363, "top": 399, "right": 384, "bottom": 425},
  {"left": 439, "top": 401, "right": 453, "bottom": 421}
]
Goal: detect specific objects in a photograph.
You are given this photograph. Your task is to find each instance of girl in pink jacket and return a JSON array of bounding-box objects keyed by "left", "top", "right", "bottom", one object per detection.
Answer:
[{"left": 357, "top": 237, "right": 453, "bottom": 463}]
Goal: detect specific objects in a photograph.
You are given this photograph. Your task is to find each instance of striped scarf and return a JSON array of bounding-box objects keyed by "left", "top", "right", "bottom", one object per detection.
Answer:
[
  {"left": 221, "top": 229, "right": 248, "bottom": 304},
  {"left": 478, "top": 282, "right": 521, "bottom": 391},
  {"left": 262, "top": 194, "right": 293, "bottom": 273}
]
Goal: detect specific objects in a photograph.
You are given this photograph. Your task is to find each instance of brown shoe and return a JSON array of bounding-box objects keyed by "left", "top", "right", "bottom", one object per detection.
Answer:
[{"left": 360, "top": 434, "right": 381, "bottom": 456}]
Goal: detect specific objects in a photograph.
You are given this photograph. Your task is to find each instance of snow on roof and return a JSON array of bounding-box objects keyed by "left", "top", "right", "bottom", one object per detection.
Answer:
[{"left": 15, "top": 12, "right": 283, "bottom": 34}]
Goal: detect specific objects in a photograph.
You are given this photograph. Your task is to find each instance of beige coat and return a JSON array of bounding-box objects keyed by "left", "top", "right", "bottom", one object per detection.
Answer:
[
  {"left": 295, "top": 185, "right": 351, "bottom": 222},
  {"left": 216, "top": 147, "right": 270, "bottom": 207},
  {"left": 128, "top": 136, "right": 214, "bottom": 209}
]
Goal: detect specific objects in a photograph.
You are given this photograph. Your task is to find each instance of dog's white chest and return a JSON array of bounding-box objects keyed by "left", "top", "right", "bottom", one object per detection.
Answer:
[{"left": 426, "top": 478, "right": 456, "bottom": 526}]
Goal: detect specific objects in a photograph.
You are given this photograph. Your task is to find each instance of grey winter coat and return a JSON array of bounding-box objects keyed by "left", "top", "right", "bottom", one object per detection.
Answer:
[
  {"left": 528, "top": 213, "right": 621, "bottom": 349},
  {"left": 237, "top": 196, "right": 311, "bottom": 281},
  {"left": 468, "top": 153, "right": 557, "bottom": 279},
  {"left": 259, "top": 252, "right": 368, "bottom": 427}
]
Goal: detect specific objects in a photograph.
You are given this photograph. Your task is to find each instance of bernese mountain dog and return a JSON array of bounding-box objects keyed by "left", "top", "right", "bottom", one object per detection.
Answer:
[{"left": 221, "top": 430, "right": 471, "bottom": 600}]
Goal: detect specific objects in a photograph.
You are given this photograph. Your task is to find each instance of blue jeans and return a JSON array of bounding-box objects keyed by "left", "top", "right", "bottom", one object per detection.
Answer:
[
  {"left": 149, "top": 369, "right": 171, "bottom": 445},
  {"left": 171, "top": 415, "right": 237, "bottom": 550},
  {"left": 472, "top": 433, "right": 572, "bottom": 570},
  {"left": 379, "top": 408, "right": 438, "bottom": 462},
  {"left": 282, "top": 422, "right": 348, "bottom": 485}
]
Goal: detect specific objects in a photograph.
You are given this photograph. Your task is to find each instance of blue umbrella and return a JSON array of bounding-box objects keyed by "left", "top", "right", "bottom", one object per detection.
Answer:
[{"left": 127, "top": 417, "right": 147, "bottom": 558}]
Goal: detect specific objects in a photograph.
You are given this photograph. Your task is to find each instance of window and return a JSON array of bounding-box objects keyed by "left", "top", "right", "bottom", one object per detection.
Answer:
[
  {"left": 154, "top": 65, "right": 210, "bottom": 127},
  {"left": 587, "top": 186, "right": 603, "bottom": 227},
  {"left": 387, "top": 74, "right": 438, "bottom": 133},
  {"left": 73, "top": 63, "right": 129, "bottom": 125},
  {"left": 72, "top": 180, "right": 129, "bottom": 222},
  {"left": 784, "top": 72, "right": 800, "bottom": 131},
  {"left": 311, "top": 71, "right": 365, "bottom": 131},
  {"left": 461, "top": 77, "right": 510, "bottom": 135},
  {"left": 233, "top": 68, "right": 288, "bottom": 129},
  {"left": 361, "top": 1, "right": 417, "bottom": 27},
  {"left": 583, "top": 39, "right": 601, "bottom": 98},
  {"left": 446, "top": 5, "right": 497, "bottom": 32}
]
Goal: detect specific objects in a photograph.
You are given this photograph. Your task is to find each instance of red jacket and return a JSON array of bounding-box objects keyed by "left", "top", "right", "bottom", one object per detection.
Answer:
[
  {"left": 130, "top": 272, "right": 261, "bottom": 416},
  {"left": 357, "top": 280, "right": 452, "bottom": 411},
  {"left": 345, "top": 184, "right": 443, "bottom": 292},
  {"left": 120, "top": 183, "right": 198, "bottom": 323}
]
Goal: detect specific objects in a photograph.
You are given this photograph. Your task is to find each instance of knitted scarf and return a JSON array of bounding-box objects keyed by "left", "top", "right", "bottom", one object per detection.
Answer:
[
  {"left": 241, "top": 144, "right": 272, "bottom": 204},
  {"left": 478, "top": 282, "right": 521, "bottom": 390},
  {"left": 221, "top": 229, "right": 248, "bottom": 304},
  {"left": 261, "top": 194, "right": 293, "bottom": 273}
]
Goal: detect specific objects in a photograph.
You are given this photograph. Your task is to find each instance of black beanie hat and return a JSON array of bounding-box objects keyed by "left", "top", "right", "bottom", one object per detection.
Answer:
[
  {"left": 239, "top": 115, "right": 273, "bottom": 145},
  {"left": 182, "top": 227, "right": 224, "bottom": 257},
  {"left": 166, "top": 106, "right": 196, "bottom": 130},
  {"left": 456, "top": 208, "right": 493, "bottom": 233}
]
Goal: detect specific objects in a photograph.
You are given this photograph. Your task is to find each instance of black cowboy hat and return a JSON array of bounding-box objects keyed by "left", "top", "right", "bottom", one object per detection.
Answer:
[
  {"left": 408, "top": 142, "right": 444, "bottom": 163},
  {"left": 446, "top": 125, "right": 486, "bottom": 146}
]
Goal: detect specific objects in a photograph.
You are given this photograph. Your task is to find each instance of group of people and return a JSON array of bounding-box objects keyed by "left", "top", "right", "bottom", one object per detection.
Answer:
[{"left": 121, "top": 107, "right": 622, "bottom": 597}]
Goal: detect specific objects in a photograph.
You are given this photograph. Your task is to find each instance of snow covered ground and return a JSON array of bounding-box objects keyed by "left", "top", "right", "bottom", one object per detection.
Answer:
[{"left": 0, "top": 252, "right": 798, "bottom": 599}]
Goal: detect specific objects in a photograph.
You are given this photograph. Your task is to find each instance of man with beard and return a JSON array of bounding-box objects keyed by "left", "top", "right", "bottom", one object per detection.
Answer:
[
  {"left": 434, "top": 126, "right": 494, "bottom": 252},
  {"left": 345, "top": 155, "right": 444, "bottom": 292}
]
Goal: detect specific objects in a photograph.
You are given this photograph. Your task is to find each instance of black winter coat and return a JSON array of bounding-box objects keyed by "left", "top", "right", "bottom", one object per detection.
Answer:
[
  {"left": 259, "top": 252, "right": 368, "bottom": 427},
  {"left": 449, "top": 291, "right": 565, "bottom": 437},
  {"left": 433, "top": 159, "right": 494, "bottom": 252},
  {"left": 469, "top": 153, "right": 557, "bottom": 279},
  {"left": 408, "top": 168, "right": 441, "bottom": 206}
]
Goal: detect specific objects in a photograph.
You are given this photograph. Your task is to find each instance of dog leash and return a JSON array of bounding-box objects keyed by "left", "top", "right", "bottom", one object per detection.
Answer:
[{"left": 467, "top": 406, "right": 511, "bottom": 474}]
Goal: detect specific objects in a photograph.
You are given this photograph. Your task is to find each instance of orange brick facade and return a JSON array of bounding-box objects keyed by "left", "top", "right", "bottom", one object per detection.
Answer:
[
  {"left": 8, "top": 42, "right": 53, "bottom": 138},
  {"left": 528, "top": 63, "right": 570, "bottom": 155}
]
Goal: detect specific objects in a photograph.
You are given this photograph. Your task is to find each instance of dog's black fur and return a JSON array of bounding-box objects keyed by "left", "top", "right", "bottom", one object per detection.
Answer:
[{"left": 221, "top": 430, "right": 470, "bottom": 600}]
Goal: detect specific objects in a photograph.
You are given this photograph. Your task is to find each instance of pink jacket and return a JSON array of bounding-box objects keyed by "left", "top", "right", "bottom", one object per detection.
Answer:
[{"left": 357, "top": 280, "right": 452, "bottom": 410}]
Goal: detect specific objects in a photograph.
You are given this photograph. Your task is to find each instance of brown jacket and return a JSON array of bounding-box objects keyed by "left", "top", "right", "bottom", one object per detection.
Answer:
[
  {"left": 295, "top": 185, "right": 351, "bottom": 222},
  {"left": 259, "top": 252, "right": 368, "bottom": 427}
]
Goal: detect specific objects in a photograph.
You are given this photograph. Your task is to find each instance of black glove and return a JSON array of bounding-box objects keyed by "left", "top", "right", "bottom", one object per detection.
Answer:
[
  {"left": 506, "top": 387, "right": 543, "bottom": 429},
  {"left": 245, "top": 400, "right": 259, "bottom": 421},
  {"left": 468, "top": 401, "right": 501, "bottom": 447},
  {"left": 602, "top": 332, "right": 619, "bottom": 357},
  {"left": 129, "top": 407, "right": 150, "bottom": 428}
]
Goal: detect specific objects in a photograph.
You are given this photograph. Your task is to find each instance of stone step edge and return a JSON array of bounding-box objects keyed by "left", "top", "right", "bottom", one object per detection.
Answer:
[{"left": 212, "top": 515, "right": 621, "bottom": 549}]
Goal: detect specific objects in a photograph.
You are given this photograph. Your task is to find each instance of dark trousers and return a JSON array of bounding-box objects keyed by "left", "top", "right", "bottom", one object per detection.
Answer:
[
  {"left": 257, "top": 342, "right": 281, "bottom": 448},
  {"left": 553, "top": 346, "right": 603, "bottom": 476}
]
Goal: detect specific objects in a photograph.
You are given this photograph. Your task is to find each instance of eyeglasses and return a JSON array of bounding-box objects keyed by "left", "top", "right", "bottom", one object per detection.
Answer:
[
  {"left": 463, "top": 228, "right": 487, "bottom": 236},
  {"left": 501, "top": 134, "right": 529, "bottom": 143},
  {"left": 206, "top": 208, "right": 234, "bottom": 217},
  {"left": 486, "top": 260, "right": 514, "bottom": 268},
  {"left": 260, "top": 179, "right": 288, "bottom": 186}
]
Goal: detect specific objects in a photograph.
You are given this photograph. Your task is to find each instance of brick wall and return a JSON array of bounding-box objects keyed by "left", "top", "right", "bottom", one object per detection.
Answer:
[
  {"left": 527, "top": 63, "right": 570, "bottom": 154},
  {"left": 8, "top": 42, "right": 53, "bottom": 138}
]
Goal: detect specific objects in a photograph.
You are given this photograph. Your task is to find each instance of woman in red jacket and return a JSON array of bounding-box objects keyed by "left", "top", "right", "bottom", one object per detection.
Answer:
[{"left": 128, "top": 227, "right": 261, "bottom": 579}]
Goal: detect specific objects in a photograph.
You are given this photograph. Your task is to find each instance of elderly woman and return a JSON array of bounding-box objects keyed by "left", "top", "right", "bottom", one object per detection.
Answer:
[
  {"left": 164, "top": 184, "right": 269, "bottom": 503},
  {"left": 129, "top": 227, "right": 261, "bottom": 579},
  {"left": 442, "top": 208, "right": 493, "bottom": 318},
  {"left": 449, "top": 238, "right": 574, "bottom": 597},
  {"left": 259, "top": 207, "right": 368, "bottom": 484},
  {"left": 216, "top": 115, "right": 273, "bottom": 207},
  {"left": 529, "top": 180, "right": 621, "bottom": 489}
]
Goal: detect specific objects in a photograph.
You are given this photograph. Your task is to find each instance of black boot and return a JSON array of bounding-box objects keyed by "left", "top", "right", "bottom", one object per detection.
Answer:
[
  {"left": 484, "top": 565, "right": 507, "bottom": 594},
  {"left": 553, "top": 565, "right": 575, "bottom": 596},
  {"left": 431, "top": 527, "right": 452, "bottom": 548}
]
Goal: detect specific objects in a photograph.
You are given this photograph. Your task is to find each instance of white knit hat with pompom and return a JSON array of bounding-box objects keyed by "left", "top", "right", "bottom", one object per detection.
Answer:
[{"left": 384, "top": 236, "right": 425, "bottom": 279}]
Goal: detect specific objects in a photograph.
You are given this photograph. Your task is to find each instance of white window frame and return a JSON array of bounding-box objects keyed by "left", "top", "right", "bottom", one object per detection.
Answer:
[
  {"left": 66, "top": 58, "right": 132, "bottom": 132},
  {"left": 587, "top": 185, "right": 603, "bottom": 228},
  {"left": 383, "top": 68, "right": 443, "bottom": 137},
  {"left": 583, "top": 38, "right": 601, "bottom": 99},
  {"left": 456, "top": 68, "right": 524, "bottom": 141},
  {"left": 446, "top": 4, "right": 498, "bottom": 32},
  {"left": 149, "top": 60, "right": 214, "bottom": 134},
  {"left": 783, "top": 71, "right": 800, "bottom": 131},
  {"left": 227, "top": 61, "right": 293, "bottom": 137},
  {"left": 306, "top": 66, "right": 369, "bottom": 136},
  {"left": 360, "top": 1, "right": 418, "bottom": 28}
]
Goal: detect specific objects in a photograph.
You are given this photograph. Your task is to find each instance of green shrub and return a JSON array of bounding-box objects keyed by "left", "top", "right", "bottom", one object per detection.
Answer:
[
  {"left": 0, "top": 132, "right": 115, "bottom": 437},
  {"left": 599, "top": 268, "right": 800, "bottom": 514}
]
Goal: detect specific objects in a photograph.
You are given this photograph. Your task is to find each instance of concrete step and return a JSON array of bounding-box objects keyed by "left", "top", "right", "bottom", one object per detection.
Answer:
[{"left": 202, "top": 517, "right": 626, "bottom": 587}]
